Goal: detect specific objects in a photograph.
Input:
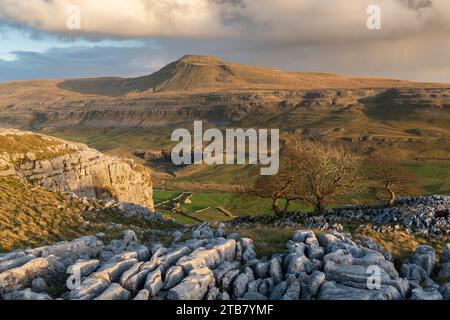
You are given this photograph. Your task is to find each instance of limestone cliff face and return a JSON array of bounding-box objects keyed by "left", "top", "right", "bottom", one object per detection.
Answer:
[{"left": 0, "top": 129, "right": 154, "bottom": 211}]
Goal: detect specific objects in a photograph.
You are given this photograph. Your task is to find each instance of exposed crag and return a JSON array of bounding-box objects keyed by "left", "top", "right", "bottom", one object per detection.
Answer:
[{"left": 0, "top": 129, "right": 154, "bottom": 211}]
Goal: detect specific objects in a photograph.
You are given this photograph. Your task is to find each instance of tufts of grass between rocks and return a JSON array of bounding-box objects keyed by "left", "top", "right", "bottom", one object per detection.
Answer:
[
  {"left": 0, "top": 176, "right": 179, "bottom": 252},
  {"left": 227, "top": 222, "right": 450, "bottom": 267}
]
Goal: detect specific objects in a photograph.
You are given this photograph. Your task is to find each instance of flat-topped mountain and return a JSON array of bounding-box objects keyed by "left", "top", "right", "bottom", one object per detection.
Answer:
[
  {"left": 1, "top": 55, "right": 448, "bottom": 103},
  {"left": 55, "top": 55, "right": 450, "bottom": 96},
  {"left": 1, "top": 54, "right": 449, "bottom": 132}
]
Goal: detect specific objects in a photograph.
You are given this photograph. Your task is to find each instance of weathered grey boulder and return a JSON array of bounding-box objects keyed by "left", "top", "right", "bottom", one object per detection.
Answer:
[
  {"left": 28, "top": 236, "right": 103, "bottom": 263},
  {"left": 210, "top": 239, "right": 236, "bottom": 262},
  {"left": 235, "top": 242, "right": 243, "bottom": 261},
  {"left": 410, "top": 287, "right": 443, "bottom": 300},
  {"left": 129, "top": 244, "right": 151, "bottom": 261},
  {"left": 134, "top": 289, "right": 150, "bottom": 300},
  {"left": 240, "top": 238, "right": 257, "bottom": 263},
  {"left": 110, "top": 251, "right": 139, "bottom": 262},
  {"left": 144, "top": 268, "right": 164, "bottom": 297},
  {"left": 287, "top": 241, "right": 306, "bottom": 255},
  {"left": 0, "top": 251, "right": 26, "bottom": 264},
  {"left": 305, "top": 259, "right": 322, "bottom": 274},
  {"left": 324, "top": 260, "right": 409, "bottom": 298},
  {"left": 0, "top": 254, "right": 35, "bottom": 273},
  {"left": 440, "top": 283, "right": 450, "bottom": 300},
  {"left": 68, "top": 278, "right": 109, "bottom": 300},
  {"left": 214, "top": 261, "right": 240, "bottom": 286},
  {"left": 150, "top": 245, "right": 168, "bottom": 260},
  {"left": 215, "top": 228, "right": 226, "bottom": 238},
  {"left": 192, "top": 225, "right": 214, "bottom": 239},
  {"left": 400, "top": 263, "right": 429, "bottom": 282},
  {"left": 320, "top": 233, "right": 358, "bottom": 254},
  {"left": 0, "top": 256, "right": 58, "bottom": 295},
  {"left": 324, "top": 250, "right": 353, "bottom": 266},
  {"left": 177, "top": 248, "right": 221, "bottom": 273},
  {"left": 185, "top": 239, "right": 209, "bottom": 250},
  {"left": 222, "top": 269, "right": 240, "bottom": 292},
  {"left": 167, "top": 267, "right": 214, "bottom": 300},
  {"left": 293, "top": 230, "right": 315, "bottom": 243},
  {"left": 123, "top": 230, "right": 138, "bottom": 247},
  {"left": 270, "top": 258, "right": 284, "bottom": 284},
  {"left": 286, "top": 254, "right": 309, "bottom": 276},
  {"left": 120, "top": 261, "right": 157, "bottom": 292},
  {"left": 227, "top": 233, "right": 240, "bottom": 241},
  {"left": 67, "top": 259, "right": 100, "bottom": 278},
  {"left": 308, "top": 246, "right": 324, "bottom": 261},
  {"left": 31, "top": 277, "right": 48, "bottom": 293},
  {"left": 247, "top": 279, "right": 262, "bottom": 293},
  {"left": 206, "top": 287, "right": 220, "bottom": 300},
  {"left": 218, "top": 291, "right": 231, "bottom": 300},
  {"left": 164, "top": 266, "right": 185, "bottom": 289},
  {"left": 259, "top": 278, "right": 275, "bottom": 296},
  {"left": 158, "top": 246, "right": 191, "bottom": 271},
  {"left": 409, "top": 245, "right": 436, "bottom": 276},
  {"left": 352, "top": 251, "right": 398, "bottom": 278},
  {"left": 4, "top": 288, "right": 52, "bottom": 300},
  {"left": 172, "top": 231, "right": 183, "bottom": 243},
  {"left": 301, "top": 271, "right": 326, "bottom": 300},
  {"left": 92, "top": 258, "right": 137, "bottom": 283},
  {"left": 242, "top": 292, "right": 267, "bottom": 300},
  {"left": 269, "top": 281, "right": 288, "bottom": 300},
  {"left": 438, "top": 262, "right": 450, "bottom": 278},
  {"left": 282, "top": 279, "right": 301, "bottom": 300},
  {"left": 441, "top": 244, "right": 450, "bottom": 264},
  {"left": 254, "top": 262, "right": 270, "bottom": 279},
  {"left": 94, "top": 283, "right": 131, "bottom": 300},
  {"left": 233, "top": 269, "right": 254, "bottom": 298},
  {"left": 317, "top": 281, "right": 401, "bottom": 300}
]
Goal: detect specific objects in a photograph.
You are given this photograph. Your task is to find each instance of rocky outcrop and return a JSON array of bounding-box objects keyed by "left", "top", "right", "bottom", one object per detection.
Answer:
[
  {"left": 0, "top": 129, "right": 154, "bottom": 210},
  {"left": 229, "top": 195, "right": 450, "bottom": 237},
  {"left": 1, "top": 225, "right": 449, "bottom": 301}
]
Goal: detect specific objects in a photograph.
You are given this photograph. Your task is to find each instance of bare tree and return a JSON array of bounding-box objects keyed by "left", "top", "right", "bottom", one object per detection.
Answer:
[
  {"left": 288, "top": 139, "right": 361, "bottom": 213},
  {"left": 246, "top": 137, "right": 361, "bottom": 215},
  {"left": 365, "top": 152, "right": 416, "bottom": 206},
  {"left": 245, "top": 155, "right": 303, "bottom": 217}
]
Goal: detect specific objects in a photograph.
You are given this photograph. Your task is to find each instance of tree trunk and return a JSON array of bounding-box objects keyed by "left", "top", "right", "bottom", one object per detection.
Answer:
[
  {"left": 283, "top": 200, "right": 291, "bottom": 215},
  {"left": 272, "top": 197, "right": 284, "bottom": 217},
  {"left": 314, "top": 201, "right": 325, "bottom": 214},
  {"left": 387, "top": 186, "right": 396, "bottom": 206}
]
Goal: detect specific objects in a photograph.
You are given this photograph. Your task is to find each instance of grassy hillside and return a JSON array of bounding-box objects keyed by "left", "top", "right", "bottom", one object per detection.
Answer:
[
  {"left": 0, "top": 177, "right": 88, "bottom": 252},
  {"left": 0, "top": 177, "right": 176, "bottom": 252}
]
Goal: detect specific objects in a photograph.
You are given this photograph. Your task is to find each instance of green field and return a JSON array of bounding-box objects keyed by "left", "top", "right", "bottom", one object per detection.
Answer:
[
  {"left": 153, "top": 190, "right": 181, "bottom": 205},
  {"left": 153, "top": 190, "right": 314, "bottom": 224},
  {"left": 405, "top": 163, "right": 450, "bottom": 194},
  {"left": 45, "top": 123, "right": 450, "bottom": 226}
]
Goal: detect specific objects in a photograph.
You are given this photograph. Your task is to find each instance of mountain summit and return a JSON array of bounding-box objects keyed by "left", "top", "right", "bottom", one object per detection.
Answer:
[{"left": 2, "top": 54, "right": 445, "bottom": 98}]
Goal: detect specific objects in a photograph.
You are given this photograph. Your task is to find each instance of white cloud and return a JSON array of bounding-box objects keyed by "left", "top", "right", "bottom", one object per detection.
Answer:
[
  {"left": 0, "top": 0, "right": 236, "bottom": 38},
  {"left": 0, "top": 0, "right": 449, "bottom": 41},
  {"left": 1, "top": 0, "right": 450, "bottom": 82}
]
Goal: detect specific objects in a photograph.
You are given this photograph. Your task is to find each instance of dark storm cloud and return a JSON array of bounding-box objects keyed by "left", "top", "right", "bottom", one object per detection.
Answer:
[
  {"left": 395, "top": 0, "right": 433, "bottom": 10},
  {"left": 0, "top": 0, "right": 449, "bottom": 82}
]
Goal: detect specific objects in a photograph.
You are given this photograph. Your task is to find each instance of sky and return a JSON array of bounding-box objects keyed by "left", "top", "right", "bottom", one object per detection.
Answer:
[{"left": 0, "top": 0, "right": 449, "bottom": 82}]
